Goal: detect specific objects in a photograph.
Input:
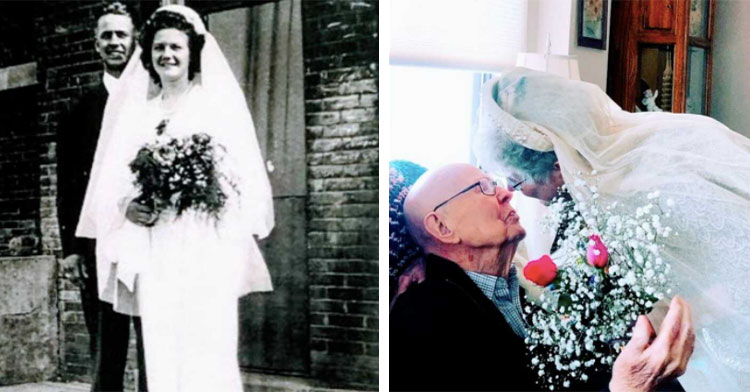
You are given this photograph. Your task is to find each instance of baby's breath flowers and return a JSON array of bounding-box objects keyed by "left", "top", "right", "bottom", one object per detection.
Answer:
[{"left": 524, "top": 179, "right": 674, "bottom": 390}]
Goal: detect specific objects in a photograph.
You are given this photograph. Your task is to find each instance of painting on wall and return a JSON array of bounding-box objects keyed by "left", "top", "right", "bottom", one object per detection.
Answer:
[{"left": 577, "top": 0, "right": 608, "bottom": 50}]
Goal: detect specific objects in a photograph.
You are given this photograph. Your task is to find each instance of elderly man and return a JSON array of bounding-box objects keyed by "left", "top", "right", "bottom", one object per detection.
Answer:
[
  {"left": 56, "top": 3, "right": 147, "bottom": 391},
  {"left": 390, "top": 163, "right": 694, "bottom": 391}
]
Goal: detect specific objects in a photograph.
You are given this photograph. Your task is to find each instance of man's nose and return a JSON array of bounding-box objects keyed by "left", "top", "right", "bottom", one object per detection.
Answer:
[
  {"left": 107, "top": 36, "right": 123, "bottom": 46},
  {"left": 496, "top": 186, "right": 513, "bottom": 204}
]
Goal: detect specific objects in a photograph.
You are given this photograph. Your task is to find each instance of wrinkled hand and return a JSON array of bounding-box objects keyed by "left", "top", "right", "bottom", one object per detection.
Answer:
[
  {"left": 610, "top": 296, "right": 695, "bottom": 392},
  {"left": 61, "top": 254, "right": 86, "bottom": 286},
  {"left": 126, "top": 201, "right": 158, "bottom": 227},
  {"left": 398, "top": 257, "right": 426, "bottom": 296},
  {"left": 389, "top": 257, "right": 427, "bottom": 312}
]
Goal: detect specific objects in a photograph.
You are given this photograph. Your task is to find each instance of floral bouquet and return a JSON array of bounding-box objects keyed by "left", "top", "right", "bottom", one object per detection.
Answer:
[
  {"left": 129, "top": 132, "right": 235, "bottom": 221},
  {"left": 522, "top": 179, "right": 675, "bottom": 390}
]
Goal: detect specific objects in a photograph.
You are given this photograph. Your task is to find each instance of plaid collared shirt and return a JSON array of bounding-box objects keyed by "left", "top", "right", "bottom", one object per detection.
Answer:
[{"left": 466, "top": 267, "right": 527, "bottom": 338}]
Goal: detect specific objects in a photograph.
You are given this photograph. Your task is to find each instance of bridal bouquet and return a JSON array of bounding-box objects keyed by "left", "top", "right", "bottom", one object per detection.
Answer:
[
  {"left": 522, "top": 179, "right": 675, "bottom": 390},
  {"left": 129, "top": 132, "right": 235, "bottom": 221}
]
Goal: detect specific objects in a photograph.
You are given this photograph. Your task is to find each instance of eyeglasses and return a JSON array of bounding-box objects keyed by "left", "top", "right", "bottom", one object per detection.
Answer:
[
  {"left": 507, "top": 176, "right": 527, "bottom": 191},
  {"left": 433, "top": 177, "right": 498, "bottom": 212}
]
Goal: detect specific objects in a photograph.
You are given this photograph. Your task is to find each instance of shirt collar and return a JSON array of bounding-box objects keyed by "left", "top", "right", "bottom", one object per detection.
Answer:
[{"left": 465, "top": 267, "right": 518, "bottom": 300}]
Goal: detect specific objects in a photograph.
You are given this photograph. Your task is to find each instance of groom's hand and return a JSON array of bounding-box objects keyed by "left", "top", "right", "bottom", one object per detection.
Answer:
[
  {"left": 61, "top": 254, "right": 85, "bottom": 286},
  {"left": 126, "top": 201, "right": 158, "bottom": 226},
  {"left": 609, "top": 296, "right": 695, "bottom": 392}
]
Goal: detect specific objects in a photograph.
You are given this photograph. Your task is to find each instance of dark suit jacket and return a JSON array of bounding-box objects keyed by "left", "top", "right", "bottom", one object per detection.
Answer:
[
  {"left": 57, "top": 82, "right": 107, "bottom": 259},
  {"left": 390, "top": 254, "right": 539, "bottom": 391}
]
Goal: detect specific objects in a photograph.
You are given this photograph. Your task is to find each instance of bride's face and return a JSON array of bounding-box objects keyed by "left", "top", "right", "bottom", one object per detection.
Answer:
[{"left": 152, "top": 28, "right": 190, "bottom": 84}]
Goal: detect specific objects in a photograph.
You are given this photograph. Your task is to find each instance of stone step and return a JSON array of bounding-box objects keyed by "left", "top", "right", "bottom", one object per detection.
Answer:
[
  {"left": 0, "top": 374, "right": 366, "bottom": 392},
  {"left": 0, "top": 382, "right": 88, "bottom": 392}
]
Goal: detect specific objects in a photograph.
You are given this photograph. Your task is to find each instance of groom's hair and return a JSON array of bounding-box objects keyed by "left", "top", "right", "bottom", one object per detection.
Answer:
[
  {"left": 100, "top": 2, "right": 132, "bottom": 19},
  {"left": 139, "top": 10, "right": 205, "bottom": 85},
  {"left": 95, "top": 2, "right": 136, "bottom": 35}
]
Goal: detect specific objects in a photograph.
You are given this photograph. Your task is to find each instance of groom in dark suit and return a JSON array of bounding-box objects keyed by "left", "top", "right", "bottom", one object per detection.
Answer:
[
  {"left": 390, "top": 163, "right": 695, "bottom": 391},
  {"left": 56, "top": 3, "right": 147, "bottom": 391}
]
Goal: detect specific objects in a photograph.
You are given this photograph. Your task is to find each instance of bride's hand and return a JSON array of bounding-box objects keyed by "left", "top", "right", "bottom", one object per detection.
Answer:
[{"left": 126, "top": 201, "right": 158, "bottom": 226}]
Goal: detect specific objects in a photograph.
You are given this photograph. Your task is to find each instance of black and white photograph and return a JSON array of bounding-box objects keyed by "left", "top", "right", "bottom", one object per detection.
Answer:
[{"left": 0, "top": 1, "right": 377, "bottom": 391}]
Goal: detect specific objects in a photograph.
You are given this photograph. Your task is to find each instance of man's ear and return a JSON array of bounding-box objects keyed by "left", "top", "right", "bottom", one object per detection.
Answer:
[{"left": 423, "top": 212, "right": 460, "bottom": 245}]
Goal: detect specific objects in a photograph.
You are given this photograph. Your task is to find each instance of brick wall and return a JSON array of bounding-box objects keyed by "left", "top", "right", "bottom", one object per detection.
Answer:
[
  {"left": 0, "top": 87, "right": 42, "bottom": 257},
  {"left": 0, "top": 3, "right": 41, "bottom": 257},
  {"left": 0, "top": 3, "right": 35, "bottom": 68},
  {"left": 302, "top": 0, "right": 379, "bottom": 388}
]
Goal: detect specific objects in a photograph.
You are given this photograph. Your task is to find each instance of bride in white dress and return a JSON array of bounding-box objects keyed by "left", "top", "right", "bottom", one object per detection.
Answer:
[
  {"left": 474, "top": 68, "right": 750, "bottom": 391},
  {"left": 76, "top": 5, "right": 274, "bottom": 391}
]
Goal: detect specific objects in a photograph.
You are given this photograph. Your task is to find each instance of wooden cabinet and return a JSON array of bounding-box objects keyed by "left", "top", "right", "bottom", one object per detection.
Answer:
[
  {"left": 606, "top": 0, "right": 715, "bottom": 114},
  {"left": 643, "top": 0, "right": 676, "bottom": 31}
]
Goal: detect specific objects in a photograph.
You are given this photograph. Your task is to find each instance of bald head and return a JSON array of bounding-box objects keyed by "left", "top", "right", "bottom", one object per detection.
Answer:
[
  {"left": 404, "top": 162, "right": 525, "bottom": 253},
  {"left": 404, "top": 163, "right": 476, "bottom": 246}
]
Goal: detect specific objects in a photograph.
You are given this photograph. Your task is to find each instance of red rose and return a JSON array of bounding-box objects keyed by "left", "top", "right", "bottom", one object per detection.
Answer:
[
  {"left": 586, "top": 234, "right": 609, "bottom": 268},
  {"left": 523, "top": 254, "right": 558, "bottom": 286}
]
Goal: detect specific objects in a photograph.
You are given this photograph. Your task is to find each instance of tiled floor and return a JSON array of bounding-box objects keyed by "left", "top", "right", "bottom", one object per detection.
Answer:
[{"left": 0, "top": 382, "right": 89, "bottom": 392}]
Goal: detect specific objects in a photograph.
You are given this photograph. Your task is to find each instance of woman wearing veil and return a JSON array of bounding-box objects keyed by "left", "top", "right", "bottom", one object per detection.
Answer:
[
  {"left": 76, "top": 5, "right": 274, "bottom": 391},
  {"left": 474, "top": 68, "right": 750, "bottom": 391}
]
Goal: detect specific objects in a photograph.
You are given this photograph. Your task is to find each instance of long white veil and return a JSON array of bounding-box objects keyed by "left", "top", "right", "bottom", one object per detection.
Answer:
[
  {"left": 475, "top": 68, "right": 750, "bottom": 391},
  {"left": 76, "top": 5, "right": 274, "bottom": 313}
]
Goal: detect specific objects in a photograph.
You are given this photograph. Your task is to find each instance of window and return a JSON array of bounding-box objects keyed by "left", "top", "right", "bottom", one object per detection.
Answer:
[
  {"left": 391, "top": 0, "right": 527, "bottom": 70},
  {"left": 390, "top": 0, "right": 526, "bottom": 168},
  {"left": 391, "top": 66, "right": 489, "bottom": 168}
]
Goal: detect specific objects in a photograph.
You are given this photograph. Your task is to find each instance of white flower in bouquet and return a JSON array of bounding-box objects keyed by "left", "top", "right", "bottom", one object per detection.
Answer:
[{"left": 522, "top": 182, "right": 675, "bottom": 390}]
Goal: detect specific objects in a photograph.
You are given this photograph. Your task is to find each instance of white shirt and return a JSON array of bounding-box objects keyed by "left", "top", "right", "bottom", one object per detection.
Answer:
[{"left": 102, "top": 71, "right": 118, "bottom": 93}]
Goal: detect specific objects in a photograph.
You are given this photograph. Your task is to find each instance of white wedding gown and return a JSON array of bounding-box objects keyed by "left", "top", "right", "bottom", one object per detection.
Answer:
[
  {"left": 476, "top": 68, "right": 750, "bottom": 391},
  {"left": 93, "top": 87, "right": 274, "bottom": 392}
]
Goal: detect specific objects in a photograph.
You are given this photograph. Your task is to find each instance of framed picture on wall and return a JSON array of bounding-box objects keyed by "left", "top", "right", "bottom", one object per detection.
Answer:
[{"left": 577, "top": 0, "right": 608, "bottom": 50}]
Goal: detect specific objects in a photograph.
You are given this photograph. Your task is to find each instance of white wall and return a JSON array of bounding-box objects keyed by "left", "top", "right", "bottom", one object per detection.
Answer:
[
  {"left": 527, "top": 0, "right": 572, "bottom": 55},
  {"left": 527, "top": 0, "right": 612, "bottom": 91},
  {"left": 710, "top": 0, "right": 750, "bottom": 138}
]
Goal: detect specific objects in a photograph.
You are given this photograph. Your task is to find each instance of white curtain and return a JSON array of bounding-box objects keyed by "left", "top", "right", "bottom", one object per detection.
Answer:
[{"left": 391, "top": 0, "right": 527, "bottom": 71}]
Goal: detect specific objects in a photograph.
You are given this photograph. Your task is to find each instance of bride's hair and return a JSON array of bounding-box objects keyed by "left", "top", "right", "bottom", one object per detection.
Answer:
[
  {"left": 139, "top": 10, "right": 205, "bottom": 85},
  {"left": 474, "top": 124, "right": 558, "bottom": 185}
]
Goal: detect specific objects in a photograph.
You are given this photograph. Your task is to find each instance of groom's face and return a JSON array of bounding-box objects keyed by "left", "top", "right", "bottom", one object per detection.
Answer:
[
  {"left": 95, "top": 14, "right": 135, "bottom": 74},
  {"left": 436, "top": 166, "right": 526, "bottom": 248}
]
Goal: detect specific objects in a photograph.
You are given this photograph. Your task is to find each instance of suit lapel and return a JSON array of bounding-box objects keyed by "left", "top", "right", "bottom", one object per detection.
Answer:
[{"left": 427, "top": 255, "right": 520, "bottom": 335}]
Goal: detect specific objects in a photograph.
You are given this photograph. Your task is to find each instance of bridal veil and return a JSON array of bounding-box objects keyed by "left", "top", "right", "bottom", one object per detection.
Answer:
[{"left": 475, "top": 68, "right": 750, "bottom": 391}]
